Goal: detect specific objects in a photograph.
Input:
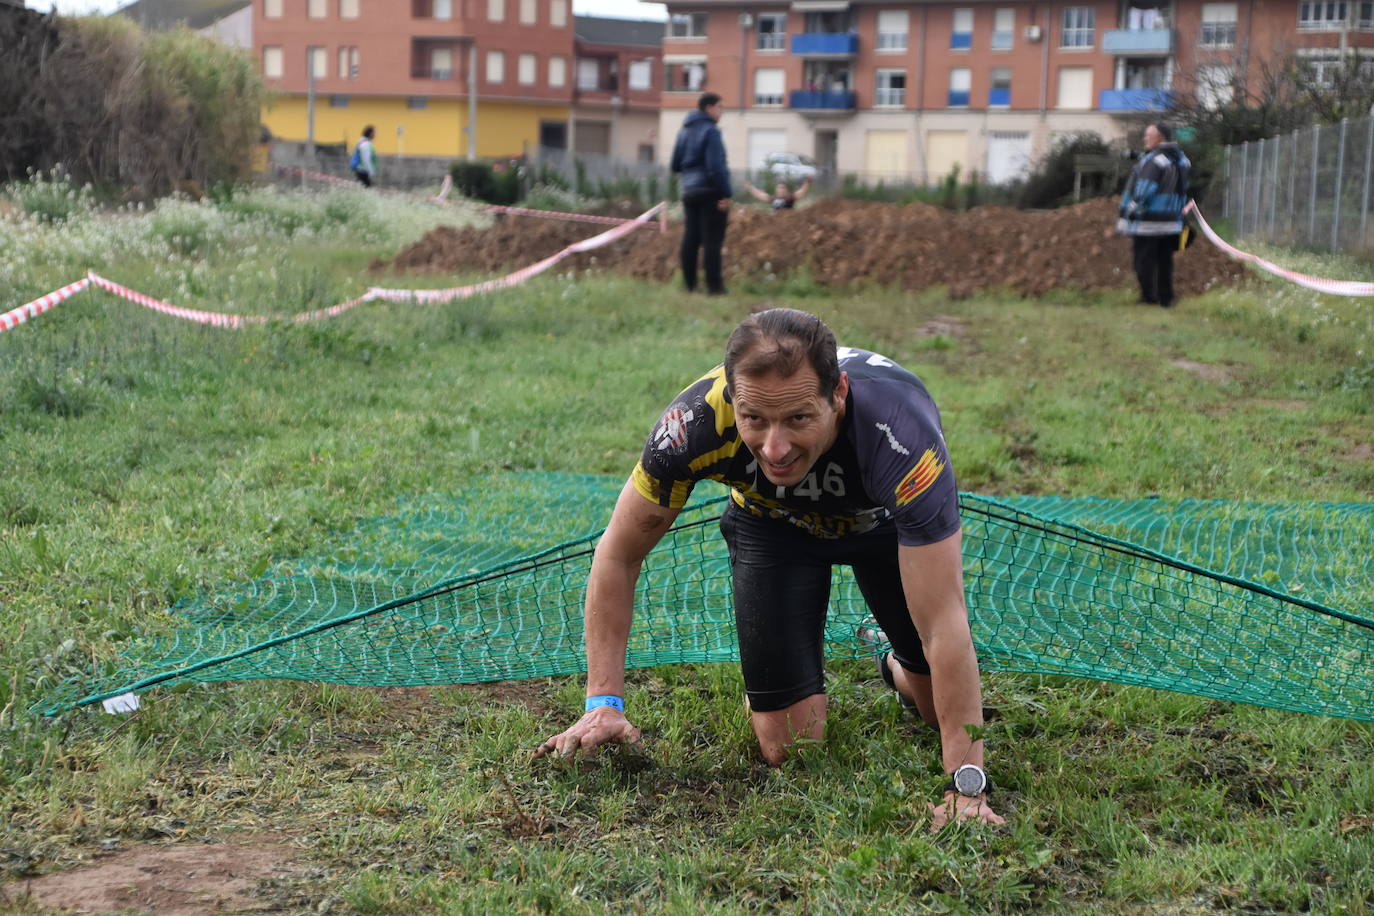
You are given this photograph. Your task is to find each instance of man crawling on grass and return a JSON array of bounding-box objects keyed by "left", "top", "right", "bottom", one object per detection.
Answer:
[{"left": 535, "top": 308, "right": 1004, "bottom": 829}]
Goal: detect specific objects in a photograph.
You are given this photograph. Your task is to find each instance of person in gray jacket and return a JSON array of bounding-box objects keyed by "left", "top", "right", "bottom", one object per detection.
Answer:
[
  {"left": 1118, "top": 122, "right": 1190, "bottom": 308},
  {"left": 670, "top": 93, "right": 732, "bottom": 295}
]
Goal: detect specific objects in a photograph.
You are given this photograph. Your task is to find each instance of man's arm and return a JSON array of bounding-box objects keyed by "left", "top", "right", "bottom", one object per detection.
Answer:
[
  {"left": 535, "top": 478, "right": 680, "bottom": 758},
  {"left": 899, "top": 532, "right": 1004, "bottom": 827},
  {"left": 794, "top": 177, "right": 813, "bottom": 201},
  {"left": 741, "top": 180, "right": 771, "bottom": 203}
]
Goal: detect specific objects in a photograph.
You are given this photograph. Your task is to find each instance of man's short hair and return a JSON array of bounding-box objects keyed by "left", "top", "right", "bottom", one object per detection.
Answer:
[
  {"left": 698, "top": 92, "right": 722, "bottom": 112},
  {"left": 1150, "top": 122, "right": 1173, "bottom": 141},
  {"left": 724, "top": 308, "right": 841, "bottom": 399},
  {"left": 362, "top": 125, "right": 375, "bottom": 139}
]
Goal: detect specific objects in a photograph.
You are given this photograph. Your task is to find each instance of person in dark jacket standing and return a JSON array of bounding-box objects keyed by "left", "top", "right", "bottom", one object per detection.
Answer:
[
  {"left": 1117, "top": 122, "right": 1190, "bottom": 308},
  {"left": 671, "top": 93, "right": 732, "bottom": 295}
]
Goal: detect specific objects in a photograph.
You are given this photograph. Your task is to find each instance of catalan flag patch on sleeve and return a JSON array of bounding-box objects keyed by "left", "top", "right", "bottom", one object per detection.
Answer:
[{"left": 894, "top": 447, "right": 945, "bottom": 507}]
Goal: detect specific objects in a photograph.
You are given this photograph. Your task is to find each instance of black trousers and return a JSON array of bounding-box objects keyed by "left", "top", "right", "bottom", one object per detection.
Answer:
[
  {"left": 680, "top": 196, "right": 729, "bottom": 293},
  {"left": 1132, "top": 234, "right": 1179, "bottom": 307},
  {"left": 354, "top": 170, "right": 372, "bottom": 188}
]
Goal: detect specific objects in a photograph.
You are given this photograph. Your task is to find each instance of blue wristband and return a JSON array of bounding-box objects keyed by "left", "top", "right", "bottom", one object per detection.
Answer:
[{"left": 584, "top": 695, "right": 624, "bottom": 712}]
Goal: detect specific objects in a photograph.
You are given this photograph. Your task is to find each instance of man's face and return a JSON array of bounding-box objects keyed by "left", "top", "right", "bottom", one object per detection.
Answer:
[
  {"left": 731, "top": 362, "right": 849, "bottom": 487},
  {"left": 775, "top": 183, "right": 789, "bottom": 197},
  {"left": 706, "top": 101, "right": 725, "bottom": 121},
  {"left": 1144, "top": 125, "right": 1163, "bottom": 149}
]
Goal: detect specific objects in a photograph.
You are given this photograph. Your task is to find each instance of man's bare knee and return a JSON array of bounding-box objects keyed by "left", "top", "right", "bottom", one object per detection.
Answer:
[{"left": 749, "top": 693, "right": 826, "bottom": 765}]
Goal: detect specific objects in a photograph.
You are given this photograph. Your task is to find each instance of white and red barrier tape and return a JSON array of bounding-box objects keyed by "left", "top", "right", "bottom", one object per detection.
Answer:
[
  {"left": 1187, "top": 202, "right": 1374, "bottom": 297},
  {"left": 1, "top": 203, "right": 663, "bottom": 335},
  {"left": 0, "top": 278, "right": 92, "bottom": 332}
]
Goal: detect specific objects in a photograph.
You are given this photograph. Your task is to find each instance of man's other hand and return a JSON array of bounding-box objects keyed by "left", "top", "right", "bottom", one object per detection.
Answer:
[
  {"left": 927, "top": 792, "right": 1006, "bottom": 831},
  {"left": 534, "top": 706, "right": 641, "bottom": 760},
  {"left": 717, "top": 198, "right": 732, "bottom": 211}
]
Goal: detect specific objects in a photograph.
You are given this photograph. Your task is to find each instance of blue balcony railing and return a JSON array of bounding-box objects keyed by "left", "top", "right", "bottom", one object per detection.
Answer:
[
  {"left": 947, "top": 89, "right": 970, "bottom": 107},
  {"left": 789, "top": 89, "right": 856, "bottom": 110},
  {"left": 790, "top": 33, "right": 859, "bottom": 55},
  {"left": 950, "top": 31, "right": 972, "bottom": 49},
  {"left": 1099, "top": 88, "right": 1173, "bottom": 110},
  {"left": 1102, "top": 28, "right": 1174, "bottom": 53},
  {"left": 988, "top": 88, "right": 1010, "bottom": 106}
]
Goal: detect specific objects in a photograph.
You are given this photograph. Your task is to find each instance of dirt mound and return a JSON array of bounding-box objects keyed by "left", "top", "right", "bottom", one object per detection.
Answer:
[{"left": 382, "top": 197, "right": 1245, "bottom": 299}]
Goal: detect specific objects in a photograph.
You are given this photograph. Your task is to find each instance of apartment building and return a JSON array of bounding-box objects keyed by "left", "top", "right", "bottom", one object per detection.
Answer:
[
  {"left": 658, "top": 0, "right": 1374, "bottom": 184},
  {"left": 572, "top": 16, "right": 664, "bottom": 161},
  {"left": 255, "top": 1, "right": 661, "bottom": 159}
]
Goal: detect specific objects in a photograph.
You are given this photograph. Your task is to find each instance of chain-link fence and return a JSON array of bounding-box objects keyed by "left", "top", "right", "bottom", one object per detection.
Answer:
[{"left": 1223, "top": 114, "right": 1374, "bottom": 253}]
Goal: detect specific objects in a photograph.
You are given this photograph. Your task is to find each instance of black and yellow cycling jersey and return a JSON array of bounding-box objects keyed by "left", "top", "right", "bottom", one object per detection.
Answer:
[{"left": 632, "top": 347, "right": 960, "bottom": 547}]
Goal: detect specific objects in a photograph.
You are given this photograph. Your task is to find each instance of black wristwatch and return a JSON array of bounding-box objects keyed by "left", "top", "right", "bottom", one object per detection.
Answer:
[{"left": 943, "top": 764, "right": 994, "bottom": 797}]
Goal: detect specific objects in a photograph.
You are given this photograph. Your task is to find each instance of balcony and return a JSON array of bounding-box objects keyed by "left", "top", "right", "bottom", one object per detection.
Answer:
[
  {"left": 789, "top": 89, "right": 856, "bottom": 111},
  {"left": 1099, "top": 88, "right": 1173, "bottom": 110},
  {"left": 1102, "top": 28, "right": 1174, "bottom": 54},
  {"left": 791, "top": 33, "right": 859, "bottom": 57}
]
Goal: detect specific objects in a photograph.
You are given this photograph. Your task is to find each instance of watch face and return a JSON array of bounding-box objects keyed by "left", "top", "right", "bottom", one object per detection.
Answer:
[{"left": 953, "top": 765, "right": 987, "bottom": 796}]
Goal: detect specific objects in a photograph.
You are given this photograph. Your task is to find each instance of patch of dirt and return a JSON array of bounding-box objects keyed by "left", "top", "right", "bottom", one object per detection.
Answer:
[
  {"left": 1250, "top": 399, "right": 1310, "bottom": 410},
  {"left": 5, "top": 843, "right": 297, "bottom": 916},
  {"left": 916, "top": 315, "right": 968, "bottom": 338},
  {"left": 379, "top": 197, "right": 1246, "bottom": 299},
  {"left": 1169, "top": 359, "right": 1232, "bottom": 383},
  {"left": 1344, "top": 442, "right": 1374, "bottom": 461}
]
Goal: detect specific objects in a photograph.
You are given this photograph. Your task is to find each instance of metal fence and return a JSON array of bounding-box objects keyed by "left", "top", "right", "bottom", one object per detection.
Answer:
[{"left": 1223, "top": 113, "right": 1374, "bottom": 253}]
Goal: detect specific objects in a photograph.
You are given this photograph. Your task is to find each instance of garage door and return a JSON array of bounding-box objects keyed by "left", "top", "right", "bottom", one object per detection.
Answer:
[
  {"left": 748, "top": 129, "right": 788, "bottom": 171},
  {"left": 864, "top": 130, "right": 908, "bottom": 180},
  {"left": 925, "top": 130, "right": 968, "bottom": 185},
  {"left": 986, "top": 131, "right": 1032, "bottom": 184}
]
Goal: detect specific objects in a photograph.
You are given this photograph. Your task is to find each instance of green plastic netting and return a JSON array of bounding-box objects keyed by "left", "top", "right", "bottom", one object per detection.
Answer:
[{"left": 32, "top": 473, "right": 1374, "bottom": 721}]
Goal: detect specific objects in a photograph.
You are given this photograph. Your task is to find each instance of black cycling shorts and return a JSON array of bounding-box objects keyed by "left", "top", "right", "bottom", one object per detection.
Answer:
[{"left": 719, "top": 503, "right": 931, "bottom": 713}]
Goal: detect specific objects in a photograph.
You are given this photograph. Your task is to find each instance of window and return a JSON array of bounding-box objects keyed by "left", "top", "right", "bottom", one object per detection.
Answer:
[
  {"left": 875, "top": 69, "right": 905, "bottom": 106},
  {"left": 487, "top": 50, "right": 505, "bottom": 83},
  {"left": 264, "top": 0, "right": 282, "bottom": 18},
  {"left": 309, "top": 45, "right": 328, "bottom": 78},
  {"left": 1056, "top": 66, "right": 1093, "bottom": 107},
  {"left": 518, "top": 53, "right": 536, "bottom": 85},
  {"left": 262, "top": 45, "right": 283, "bottom": 78},
  {"left": 1299, "top": 0, "right": 1348, "bottom": 29},
  {"left": 1361, "top": 1, "right": 1374, "bottom": 25},
  {"left": 1061, "top": 7, "right": 1094, "bottom": 46},
  {"left": 337, "top": 46, "right": 359, "bottom": 79},
  {"left": 668, "top": 12, "right": 708, "bottom": 38},
  {"left": 629, "top": 59, "right": 652, "bottom": 90},
  {"left": 431, "top": 47, "right": 452, "bottom": 79},
  {"left": 1196, "top": 64, "right": 1233, "bottom": 107},
  {"left": 340, "top": 0, "right": 358, "bottom": 17},
  {"left": 309, "top": 0, "right": 326, "bottom": 17},
  {"left": 329, "top": 95, "right": 348, "bottom": 107},
  {"left": 951, "top": 8, "right": 973, "bottom": 48},
  {"left": 488, "top": 0, "right": 504, "bottom": 21},
  {"left": 408, "top": 96, "right": 428, "bottom": 108},
  {"left": 992, "top": 8, "right": 1014, "bottom": 49},
  {"left": 577, "top": 58, "right": 599, "bottom": 90},
  {"left": 520, "top": 0, "right": 536, "bottom": 24},
  {"left": 433, "top": 0, "right": 451, "bottom": 18},
  {"left": 1200, "top": 2, "right": 1237, "bottom": 45},
  {"left": 758, "top": 12, "right": 787, "bottom": 49},
  {"left": 989, "top": 67, "right": 1011, "bottom": 105},
  {"left": 948, "top": 67, "right": 970, "bottom": 106},
  {"left": 877, "top": 10, "right": 908, "bottom": 50},
  {"left": 549, "top": 55, "right": 567, "bottom": 86},
  {"left": 665, "top": 61, "right": 707, "bottom": 91},
  {"left": 550, "top": 0, "right": 566, "bottom": 26},
  {"left": 754, "top": 67, "right": 784, "bottom": 106}
]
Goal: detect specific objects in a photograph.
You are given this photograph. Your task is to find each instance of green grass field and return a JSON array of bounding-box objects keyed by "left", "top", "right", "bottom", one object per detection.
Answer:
[{"left": 1, "top": 184, "right": 1372, "bottom": 913}]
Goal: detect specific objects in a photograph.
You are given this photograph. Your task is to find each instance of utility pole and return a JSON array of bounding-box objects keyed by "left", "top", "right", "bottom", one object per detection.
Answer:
[
  {"left": 467, "top": 41, "right": 478, "bottom": 160},
  {"left": 306, "top": 47, "right": 316, "bottom": 148}
]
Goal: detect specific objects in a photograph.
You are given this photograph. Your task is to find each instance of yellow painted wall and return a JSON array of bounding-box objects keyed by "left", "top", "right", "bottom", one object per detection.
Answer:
[{"left": 261, "top": 95, "right": 569, "bottom": 158}]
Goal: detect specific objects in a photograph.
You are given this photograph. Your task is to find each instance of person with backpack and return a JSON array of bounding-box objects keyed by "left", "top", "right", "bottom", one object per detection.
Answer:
[
  {"left": 1117, "top": 122, "right": 1190, "bottom": 308},
  {"left": 350, "top": 126, "right": 377, "bottom": 188},
  {"left": 670, "top": 93, "right": 732, "bottom": 295}
]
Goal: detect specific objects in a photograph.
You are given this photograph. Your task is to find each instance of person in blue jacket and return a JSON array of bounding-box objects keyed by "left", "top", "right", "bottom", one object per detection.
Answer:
[
  {"left": 670, "top": 93, "right": 732, "bottom": 295},
  {"left": 1117, "top": 122, "right": 1190, "bottom": 308}
]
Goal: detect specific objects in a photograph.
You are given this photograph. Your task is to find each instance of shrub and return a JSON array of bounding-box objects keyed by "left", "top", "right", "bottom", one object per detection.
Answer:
[
  {"left": 1016, "top": 132, "right": 1118, "bottom": 209},
  {"left": 448, "top": 161, "right": 520, "bottom": 205},
  {"left": 4, "top": 168, "right": 97, "bottom": 224}
]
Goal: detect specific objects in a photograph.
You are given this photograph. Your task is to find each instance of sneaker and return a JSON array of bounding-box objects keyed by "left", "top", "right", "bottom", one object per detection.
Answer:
[{"left": 858, "top": 626, "right": 918, "bottom": 715}]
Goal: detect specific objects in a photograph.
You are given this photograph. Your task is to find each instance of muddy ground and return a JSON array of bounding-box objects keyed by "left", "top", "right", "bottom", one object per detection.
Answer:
[{"left": 382, "top": 196, "right": 1245, "bottom": 299}]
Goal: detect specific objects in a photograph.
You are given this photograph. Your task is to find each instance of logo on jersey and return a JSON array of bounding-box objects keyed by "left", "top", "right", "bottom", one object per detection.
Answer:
[
  {"left": 875, "top": 422, "right": 910, "bottom": 456},
  {"left": 653, "top": 403, "right": 694, "bottom": 453},
  {"left": 894, "top": 447, "right": 945, "bottom": 506}
]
